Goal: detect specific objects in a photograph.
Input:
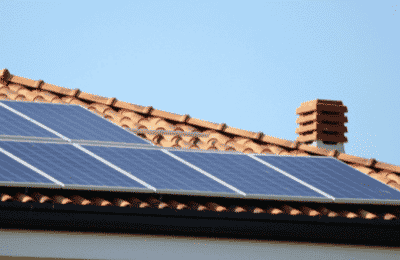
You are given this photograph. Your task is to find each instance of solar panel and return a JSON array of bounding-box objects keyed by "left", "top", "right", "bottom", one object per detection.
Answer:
[
  {"left": 0, "top": 146, "right": 56, "bottom": 186},
  {"left": 0, "top": 101, "right": 149, "bottom": 144},
  {"left": 0, "top": 104, "right": 59, "bottom": 138},
  {"left": 256, "top": 155, "right": 400, "bottom": 203},
  {"left": 82, "top": 146, "right": 237, "bottom": 196},
  {"left": 170, "top": 150, "right": 328, "bottom": 200},
  {"left": 0, "top": 141, "right": 150, "bottom": 190},
  {"left": 1, "top": 101, "right": 398, "bottom": 204}
]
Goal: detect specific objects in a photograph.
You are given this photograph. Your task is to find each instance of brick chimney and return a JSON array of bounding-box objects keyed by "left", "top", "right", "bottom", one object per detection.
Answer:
[{"left": 295, "top": 99, "right": 348, "bottom": 153}]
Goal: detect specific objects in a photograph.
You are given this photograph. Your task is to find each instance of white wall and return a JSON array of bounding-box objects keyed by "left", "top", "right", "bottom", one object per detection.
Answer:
[{"left": 0, "top": 229, "right": 398, "bottom": 260}]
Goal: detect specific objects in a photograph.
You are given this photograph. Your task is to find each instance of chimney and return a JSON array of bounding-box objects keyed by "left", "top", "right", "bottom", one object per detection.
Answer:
[{"left": 295, "top": 99, "right": 348, "bottom": 153}]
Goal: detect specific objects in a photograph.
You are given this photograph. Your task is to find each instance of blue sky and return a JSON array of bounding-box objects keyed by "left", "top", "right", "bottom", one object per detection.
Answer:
[{"left": 0, "top": 0, "right": 399, "bottom": 166}]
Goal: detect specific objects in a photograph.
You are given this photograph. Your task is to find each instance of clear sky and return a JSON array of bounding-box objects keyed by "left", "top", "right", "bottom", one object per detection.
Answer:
[{"left": 0, "top": 0, "right": 399, "bottom": 166}]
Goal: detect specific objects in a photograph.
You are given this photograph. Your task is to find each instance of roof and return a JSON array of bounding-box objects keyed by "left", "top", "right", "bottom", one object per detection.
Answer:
[{"left": 0, "top": 68, "right": 400, "bottom": 242}]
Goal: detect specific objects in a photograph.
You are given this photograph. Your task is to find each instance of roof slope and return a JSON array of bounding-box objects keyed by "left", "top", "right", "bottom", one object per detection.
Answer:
[{"left": 0, "top": 68, "right": 400, "bottom": 224}]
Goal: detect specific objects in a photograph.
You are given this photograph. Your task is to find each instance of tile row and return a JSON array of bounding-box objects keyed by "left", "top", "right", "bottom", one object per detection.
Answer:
[{"left": 1, "top": 191, "right": 398, "bottom": 221}]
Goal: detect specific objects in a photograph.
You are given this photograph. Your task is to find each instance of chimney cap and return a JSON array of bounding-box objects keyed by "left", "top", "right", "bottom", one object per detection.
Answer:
[
  {"left": 296, "top": 99, "right": 348, "bottom": 115},
  {"left": 295, "top": 99, "right": 348, "bottom": 150}
]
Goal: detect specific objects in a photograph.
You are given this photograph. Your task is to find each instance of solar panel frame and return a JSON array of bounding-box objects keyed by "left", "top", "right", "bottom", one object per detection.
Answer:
[
  {"left": 0, "top": 100, "right": 153, "bottom": 145},
  {"left": 255, "top": 154, "right": 400, "bottom": 205},
  {"left": 0, "top": 102, "right": 62, "bottom": 139},
  {"left": 81, "top": 145, "right": 241, "bottom": 197},
  {"left": 326, "top": 158, "right": 400, "bottom": 205},
  {"left": 169, "top": 149, "right": 333, "bottom": 202},
  {"left": 0, "top": 145, "right": 63, "bottom": 187},
  {"left": 0, "top": 141, "right": 154, "bottom": 190}
]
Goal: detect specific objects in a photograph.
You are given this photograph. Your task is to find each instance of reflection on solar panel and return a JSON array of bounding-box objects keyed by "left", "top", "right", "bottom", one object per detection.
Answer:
[
  {"left": 1, "top": 101, "right": 149, "bottom": 144},
  {"left": 83, "top": 146, "right": 236, "bottom": 196},
  {"left": 0, "top": 142, "right": 149, "bottom": 190},
  {"left": 0, "top": 104, "right": 58, "bottom": 138},
  {"left": 256, "top": 155, "right": 400, "bottom": 202},
  {"left": 170, "top": 150, "right": 327, "bottom": 200}
]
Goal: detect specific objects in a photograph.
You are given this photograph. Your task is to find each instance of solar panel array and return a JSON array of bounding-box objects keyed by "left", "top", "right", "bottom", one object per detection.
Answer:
[{"left": 1, "top": 100, "right": 400, "bottom": 204}]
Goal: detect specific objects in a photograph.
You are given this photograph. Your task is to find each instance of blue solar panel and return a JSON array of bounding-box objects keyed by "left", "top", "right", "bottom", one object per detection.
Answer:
[
  {"left": 0, "top": 105, "right": 58, "bottom": 138},
  {"left": 170, "top": 151, "right": 325, "bottom": 198},
  {"left": 256, "top": 156, "right": 400, "bottom": 201},
  {"left": 83, "top": 146, "right": 236, "bottom": 194},
  {"left": 0, "top": 147, "right": 54, "bottom": 184},
  {"left": 0, "top": 141, "right": 147, "bottom": 189},
  {"left": 1, "top": 101, "right": 149, "bottom": 144}
]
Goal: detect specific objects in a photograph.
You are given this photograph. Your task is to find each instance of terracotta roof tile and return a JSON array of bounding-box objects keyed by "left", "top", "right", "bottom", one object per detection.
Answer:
[
  {"left": 1, "top": 68, "right": 400, "bottom": 232},
  {"left": 186, "top": 117, "right": 227, "bottom": 131},
  {"left": 159, "top": 134, "right": 181, "bottom": 147},
  {"left": 383, "top": 213, "right": 397, "bottom": 220},
  {"left": 70, "top": 195, "right": 91, "bottom": 206},
  {"left": 386, "top": 173, "right": 400, "bottom": 185},
  {"left": 265, "top": 207, "right": 282, "bottom": 215},
  {"left": 149, "top": 109, "right": 190, "bottom": 123},
  {"left": 375, "top": 161, "right": 400, "bottom": 173},
  {"left": 168, "top": 200, "right": 188, "bottom": 210},
  {"left": 300, "top": 206, "right": 320, "bottom": 217},
  {"left": 297, "top": 143, "right": 330, "bottom": 156},
  {"left": 173, "top": 123, "right": 200, "bottom": 133},
  {"left": 114, "top": 198, "right": 131, "bottom": 207},
  {"left": 113, "top": 100, "right": 148, "bottom": 113},
  {"left": 337, "top": 153, "right": 371, "bottom": 166},
  {"left": 196, "top": 141, "right": 216, "bottom": 151},
  {"left": 53, "top": 195, "right": 72, "bottom": 205},
  {"left": 0, "top": 190, "right": 398, "bottom": 222},
  {"left": 281, "top": 204, "right": 302, "bottom": 216},
  {"left": 77, "top": 91, "right": 116, "bottom": 106},
  {"left": 369, "top": 172, "right": 390, "bottom": 183},
  {"left": 340, "top": 210, "right": 358, "bottom": 219},
  {"left": 128, "top": 197, "right": 150, "bottom": 208},
  {"left": 6, "top": 83, "right": 25, "bottom": 92},
  {"left": 32, "top": 192, "right": 52, "bottom": 203},
  {"left": 87, "top": 103, "right": 112, "bottom": 114},
  {"left": 0, "top": 68, "right": 11, "bottom": 83},
  {"left": 224, "top": 126, "right": 263, "bottom": 140},
  {"left": 223, "top": 140, "right": 248, "bottom": 153},
  {"left": 261, "top": 135, "right": 294, "bottom": 149},
  {"left": 351, "top": 165, "right": 375, "bottom": 175},
  {"left": 92, "top": 197, "right": 112, "bottom": 207},
  {"left": 16, "top": 193, "right": 34, "bottom": 203},
  {"left": 8, "top": 75, "right": 38, "bottom": 88},
  {"left": 188, "top": 201, "right": 207, "bottom": 211},
  {"left": 62, "top": 96, "right": 90, "bottom": 108},
  {"left": 387, "top": 182, "right": 400, "bottom": 191},
  {"left": 1, "top": 193, "right": 13, "bottom": 202}
]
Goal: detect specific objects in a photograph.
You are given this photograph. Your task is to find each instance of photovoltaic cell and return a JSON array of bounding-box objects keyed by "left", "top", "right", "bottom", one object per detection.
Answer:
[
  {"left": 0, "top": 141, "right": 147, "bottom": 189},
  {"left": 1, "top": 101, "right": 149, "bottom": 144},
  {"left": 170, "top": 151, "right": 325, "bottom": 198},
  {"left": 0, "top": 105, "right": 58, "bottom": 138},
  {"left": 256, "top": 155, "right": 400, "bottom": 201},
  {"left": 82, "top": 146, "right": 236, "bottom": 194},
  {"left": 0, "top": 148, "right": 54, "bottom": 184}
]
